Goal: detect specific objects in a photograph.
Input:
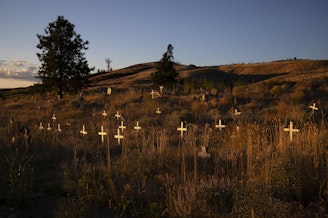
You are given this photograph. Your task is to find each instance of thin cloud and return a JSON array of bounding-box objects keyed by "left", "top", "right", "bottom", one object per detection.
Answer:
[{"left": 0, "top": 59, "right": 38, "bottom": 82}]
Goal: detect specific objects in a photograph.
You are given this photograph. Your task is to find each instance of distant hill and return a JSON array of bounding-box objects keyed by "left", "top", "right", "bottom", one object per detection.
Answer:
[{"left": 87, "top": 59, "right": 328, "bottom": 91}]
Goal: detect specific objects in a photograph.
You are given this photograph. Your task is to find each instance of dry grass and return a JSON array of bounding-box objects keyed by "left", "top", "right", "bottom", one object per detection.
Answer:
[{"left": 0, "top": 59, "right": 328, "bottom": 217}]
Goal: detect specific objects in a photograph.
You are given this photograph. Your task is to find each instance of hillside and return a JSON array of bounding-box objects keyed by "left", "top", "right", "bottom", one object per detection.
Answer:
[
  {"left": 88, "top": 59, "right": 328, "bottom": 90},
  {"left": 1, "top": 59, "right": 328, "bottom": 217}
]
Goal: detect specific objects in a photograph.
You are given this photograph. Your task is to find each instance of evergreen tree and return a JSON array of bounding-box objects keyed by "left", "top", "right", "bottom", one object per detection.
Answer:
[
  {"left": 36, "top": 16, "right": 92, "bottom": 98},
  {"left": 151, "top": 44, "right": 178, "bottom": 87}
]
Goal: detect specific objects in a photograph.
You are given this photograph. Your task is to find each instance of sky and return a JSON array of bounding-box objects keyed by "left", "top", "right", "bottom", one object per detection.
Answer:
[{"left": 0, "top": 0, "right": 327, "bottom": 88}]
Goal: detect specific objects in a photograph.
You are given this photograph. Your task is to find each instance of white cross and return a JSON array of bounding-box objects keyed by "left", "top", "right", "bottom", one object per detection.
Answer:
[
  {"left": 119, "top": 121, "right": 126, "bottom": 133},
  {"left": 39, "top": 122, "right": 44, "bottom": 130},
  {"left": 215, "top": 119, "right": 226, "bottom": 131},
  {"left": 115, "top": 111, "right": 121, "bottom": 120},
  {"left": 52, "top": 113, "right": 56, "bottom": 121},
  {"left": 284, "top": 121, "right": 299, "bottom": 142},
  {"left": 98, "top": 126, "right": 107, "bottom": 143},
  {"left": 134, "top": 121, "right": 141, "bottom": 131},
  {"left": 234, "top": 109, "right": 241, "bottom": 116},
  {"left": 309, "top": 103, "right": 318, "bottom": 112},
  {"left": 156, "top": 108, "right": 161, "bottom": 115},
  {"left": 47, "top": 123, "right": 51, "bottom": 131},
  {"left": 150, "top": 89, "right": 156, "bottom": 99},
  {"left": 102, "top": 110, "right": 107, "bottom": 117},
  {"left": 80, "top": 125, "right": 87, "bottom": 135},
  {"left": 177, "top": 121, "right": 187, "bottom": 138},
  {"left": 57, "top": 124, "right": 62, "bottom": 132},
  {"left": 114, "top": 128, "right": 124, "bottom": 144}
]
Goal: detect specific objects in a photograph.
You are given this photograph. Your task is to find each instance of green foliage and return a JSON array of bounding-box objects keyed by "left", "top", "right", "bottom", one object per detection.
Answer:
[
  {"left": 151, "top": 44, "right": 178, "bottom": 87},
  {"left": 36, "top": 16, "right": 92, "bottom": 98}
]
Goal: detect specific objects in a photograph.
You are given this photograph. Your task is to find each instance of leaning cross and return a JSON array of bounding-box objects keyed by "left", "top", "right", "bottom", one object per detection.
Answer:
[
  {"left": 114, "top": 128, "right": 124, "bottom": 144},
  {"left": 234, "top": 109, "right": 241, "bottom": 116},
  {"left": 215, "top": 119, "right": 226, "bottom": 131},
  {"left": 177, "top": 121, "right": 187, "bottom": 138},
  {"left": 309, "top": 103, "right": 318, "bottom": 112},
  {"left": 284, "top": 121, "right": 300, "bottom": 142},
  {"left": 80, "top": 125, "right": 87, "bottom": 135},
  {"left": 98, "top": 126, "right": 107, "bottom": 143},
  {"left": 119, "top": 121, "right": 126, "bottom": 133}
]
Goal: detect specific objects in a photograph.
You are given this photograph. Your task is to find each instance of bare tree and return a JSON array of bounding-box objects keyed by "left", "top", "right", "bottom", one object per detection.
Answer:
[{"left": 105, "top": 58, "right": 112, "bottom": 72}]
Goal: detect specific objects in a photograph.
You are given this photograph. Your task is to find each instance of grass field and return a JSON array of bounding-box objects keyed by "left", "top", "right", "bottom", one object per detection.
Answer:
[{"left": 0, "top": 59, "right": 328, "bottom": 217}]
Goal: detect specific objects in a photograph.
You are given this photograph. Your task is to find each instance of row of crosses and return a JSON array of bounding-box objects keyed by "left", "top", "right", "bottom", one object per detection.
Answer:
[{"left": 38, "top": 102, "right": 321, "bottom": 144}]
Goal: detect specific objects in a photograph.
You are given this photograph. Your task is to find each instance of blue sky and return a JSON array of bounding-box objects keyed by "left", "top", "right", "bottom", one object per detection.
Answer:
[{"left": 0, "top": 0, "right": 327, "bottom": 88}]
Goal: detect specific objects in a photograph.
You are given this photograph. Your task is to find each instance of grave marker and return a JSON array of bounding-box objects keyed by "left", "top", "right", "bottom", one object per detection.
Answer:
[
  {"left": 150, "top": 89, "right": 156, "bottom": 99},
  {"left": 159, "top": 86, "right": 164, "bottom": 94},
  {"left": 114, "top": 128, "right": 124, "bottom": 144},
  {"left": 57, "top": 124, "right": 62, "bottom": 132},
  {"left": 284, "top": 121, "right": 299, "bottom": 142},
  {"left": 215, "top": 119, "right": 226, "bottom": 131},
  {"left": 119, "top": 121, "right": 126, "bottom": 133},
  {"left": 234, "top": 109, "right": 241, "bottom": 116},
  {"left": 156, "top": 108, "right": 161, "bottom": 115},
  {"left": 98, "top": 126, "right": 107, "bottom": 143},
  {"left": 309, "top": 103, "right": 318, "bottom": 112},
  {"left": 115, "top": 111, "right": 121, "bottom": 120},
  {"left": 177, "top": 121, "right": 187, "bottom": 138},
  {"left": 107, "top": 87, "right": 112, "bottom": 95},
  {"left": 52, "top": 114, "right": 56, "bottom": 121},
  {"left": 80, "top": 125, "right": 87, "bottom": 135},
  {"left": 102, "top": 110, "right": 108, "bottom": 117},
  {"left": 39, "top": 122, "right": 44, "bottom": 130},
  {"left": 47, "top": 123, "right": 51, "bottom": 131},
  {"left": 134, "top": 121, "right": 141, "bottom": 131}
]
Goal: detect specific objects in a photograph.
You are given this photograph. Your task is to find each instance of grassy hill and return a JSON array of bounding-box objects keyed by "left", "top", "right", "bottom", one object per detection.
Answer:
[{"left": 0, "top": 59, "right": 328, "bottom": 217}]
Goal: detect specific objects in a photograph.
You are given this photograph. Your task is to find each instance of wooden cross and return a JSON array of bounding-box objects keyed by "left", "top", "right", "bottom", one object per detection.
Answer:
[
  {"left": 115, "top": 111, "right": 121, "bottom": 120},
  {"left": 150, "top": 89, "right": 156, "bottom": 99},
  {"left": 215, "top": 119, "right": 226, "bottom": 131},
  {"left": 39, "top": 122, "right": 44, "bottom": 130},
  {"left": 156, "top": 108, "right": 161, "bottom": 115},
  {"left": 52, "top": 114, "right": 56, "bottom": 121},
  {"left": 119, "top": 121, "right": 126, "bottom": 133},
  {"left": 47, "top": 123, "right": 51, "bottom": 131},
  {"left": 134, "top": 121, "right": 141, "bottom": 131},
  {"left": 234, "top": 109, "right": 241, "bottom": 116},
  {"left": 80, "top": 125, "right": 87, "bottom": 135},
  {"left": 284, "top": 121, "right": 299, "bottom": 142},
  {"left": 98, "top": 126, "right": 107, "bottom": 143},
  {"left": 309, "top": 103, "right": 318, "bottom": 112},
  {"left": 102, "top": 110, "right": 108, "bottom": 117},
  {"left": 177, "top": 121, "right": 187, "bottom": 138},
  {"left": 114, "top": 128, "right": 124, "bottom": 144}
]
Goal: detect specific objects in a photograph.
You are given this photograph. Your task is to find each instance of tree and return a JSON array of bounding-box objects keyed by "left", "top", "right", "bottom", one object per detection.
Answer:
[
  {"left": 151, "top": 44, "right": 178, "bottom": 87},
  {"left": 36, "top": 16, "right": 92, "bottom": 98},
  {"left": 105, "top": 58, "right": 112, "bottom": 72}
]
